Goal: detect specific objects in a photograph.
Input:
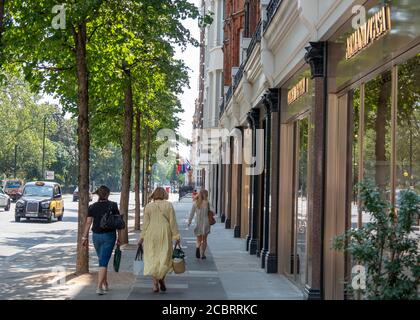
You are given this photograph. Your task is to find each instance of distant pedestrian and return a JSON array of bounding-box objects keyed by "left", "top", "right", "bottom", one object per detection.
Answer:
[
  {"left": 192, "top": 189, "right": 198, "bottom": 198},
  {"left": 138, "top": 187, "right": 181, "bottom": 293},
  {"left": 188, "top": 189, "right": 214, "bottom": 259},
  {"left": 81, "top": 185, "right": 122, "bottom": 295}
]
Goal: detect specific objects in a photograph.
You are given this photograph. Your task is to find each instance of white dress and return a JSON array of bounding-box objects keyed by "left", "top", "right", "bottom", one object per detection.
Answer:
[
  {"left": 188, "top": 201, "right": 214, "bottom": 236},
  {"left": 141, "top": 200, "right": 180, "bottom": 279}
]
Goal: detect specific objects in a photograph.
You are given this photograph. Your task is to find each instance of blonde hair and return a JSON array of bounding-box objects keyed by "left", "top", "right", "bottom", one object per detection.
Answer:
[
  {"left": 194, "top": 189, "right": 208, "bottom": 208},
  {"left": 149, "top": 187, "right": 169, "bottom": 202}
]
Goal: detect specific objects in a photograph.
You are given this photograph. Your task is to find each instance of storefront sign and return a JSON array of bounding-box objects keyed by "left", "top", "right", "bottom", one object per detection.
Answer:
[
  {"left": 346, "top": 5, "right": 391, "bottom": 60},
  {"left": 287, "top": 78, "right": 308, "bottom": 105}
]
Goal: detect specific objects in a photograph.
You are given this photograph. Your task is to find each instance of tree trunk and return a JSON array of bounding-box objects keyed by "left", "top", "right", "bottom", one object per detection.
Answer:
[
  {"left": 74, "top": 22, "right": 90, "bottom": 275},
  {"left": 142, "top": 155, "right": 145, "bottom": 207},
  {"left": 134, "top": 110, "right": 141, "bottom": 231},
  {"left": 119, "top": 66, "right": 134, "bottom": 245},
  {"left": 144, "top": 127, "right": 151, "bottom": 204},
  {"left": 375, "top": 75, "right": 390, "bottom": 194}
]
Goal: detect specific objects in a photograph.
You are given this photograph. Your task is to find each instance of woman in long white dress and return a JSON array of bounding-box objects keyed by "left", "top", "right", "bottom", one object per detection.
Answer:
[
  {"left": 188, "top": 189, "right": 214, "bottom": 259},
  {"left": 138, "top": 187, "right": 180, "bottom": 293}
]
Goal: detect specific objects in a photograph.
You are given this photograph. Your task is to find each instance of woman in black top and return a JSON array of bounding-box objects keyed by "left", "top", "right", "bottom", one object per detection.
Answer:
[{"left": 81, "top": 185, "right": 121, "bottom": 295}]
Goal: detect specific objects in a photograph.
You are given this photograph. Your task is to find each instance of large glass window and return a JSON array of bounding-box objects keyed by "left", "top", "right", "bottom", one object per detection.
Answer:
[
  {"left": 290, "top": 115, "right": 310, "bottom": 286},
  {"left": 351, "top": 88, "right": 361, "bottom": 228},
  {"left": 396, "top": 54, "right": 420, "bottom": 197},
  {"left": 350, "top": 54, "right": 420, "bottom": 230},
  {"left": 364, "top": 70, "right": 392, "bottom": 199}
]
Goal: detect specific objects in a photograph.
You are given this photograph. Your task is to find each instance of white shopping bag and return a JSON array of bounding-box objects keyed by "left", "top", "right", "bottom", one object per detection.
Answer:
[
  {"left": 133, "top": 259, "right": 144, "bottom": 276},
  {"left": 133, "top": 245, "right": 144, "bottom": 276}
]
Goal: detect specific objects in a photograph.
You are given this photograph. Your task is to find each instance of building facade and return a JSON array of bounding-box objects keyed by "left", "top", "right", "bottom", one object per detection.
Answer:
[{"left": 198, "top": 0, "right": 420, "bottom": 299}]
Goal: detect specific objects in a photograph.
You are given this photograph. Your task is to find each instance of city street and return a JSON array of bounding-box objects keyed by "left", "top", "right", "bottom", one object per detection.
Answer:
[
  {"left": 0, "top": 193, "right": 131, "bottom": 261},
  {"left": 0, "top": 192, "right": 136, "bottom": 299},
  {"left": 0, "top": 193, "right": 303, "bottom": 300}
]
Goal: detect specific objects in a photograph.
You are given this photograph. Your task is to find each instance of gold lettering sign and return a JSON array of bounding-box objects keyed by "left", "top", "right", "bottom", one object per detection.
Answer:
[
  {"left": 346, "top": 5, "right": 391, "bottom": 60},
  {"left": 288, "top": 78, "right": 308, "bottom": 105}
]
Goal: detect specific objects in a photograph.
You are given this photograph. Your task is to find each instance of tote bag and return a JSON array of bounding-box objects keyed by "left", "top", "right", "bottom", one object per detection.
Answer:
[
  {"left": 113, "top": 245, "right": 122, "bottom": 272},
  {"left": 172, "top": 243, "right": 186, "bottom": 274}
]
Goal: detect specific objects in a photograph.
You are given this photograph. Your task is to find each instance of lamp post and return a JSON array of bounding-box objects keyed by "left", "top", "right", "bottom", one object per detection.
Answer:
[
  {"left": 41, "top": 116, "right": 47, "bottom": 180},
  {"left": 14, "top": 144, "right": 18, "bottom": 178}
]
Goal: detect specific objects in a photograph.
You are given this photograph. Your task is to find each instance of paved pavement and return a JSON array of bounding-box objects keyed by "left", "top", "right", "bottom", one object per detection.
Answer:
[
  {"left": 0, "top": 193, "right": 303, "bottom": 300},
  {"left": 126, "top": 197, "right": 303, "bottom": 300}
]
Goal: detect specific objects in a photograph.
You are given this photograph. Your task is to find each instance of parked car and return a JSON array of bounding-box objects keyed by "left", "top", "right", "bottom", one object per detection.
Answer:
[
  {"left": 0, "top": 188, "right": 11, "bottom": 211},
  {"left": 15, "top": 181, "right": 64, "bottom": 223},
  {"left": 73, "top": 187, "right": 93, "bottom": 202},
  {"left": 3, "top": 179, "right": 24, "bottom": 202}
]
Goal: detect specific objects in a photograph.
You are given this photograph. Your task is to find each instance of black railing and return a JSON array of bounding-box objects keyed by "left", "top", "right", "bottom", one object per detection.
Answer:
[
  {"left": 225, "top": 85, "right": 233, "bottom": 105},
  {"left": 233, "top": 63, "right": 244, "bottom": 90},
  {"left": 219, "top": 98, "right": 225, "bottom": 119},
  {"left": 264, "top": 0, "right": 283, "bottom": 32},
  {"left": 246, "top": 20, "right": 262, "bottom": 59}
]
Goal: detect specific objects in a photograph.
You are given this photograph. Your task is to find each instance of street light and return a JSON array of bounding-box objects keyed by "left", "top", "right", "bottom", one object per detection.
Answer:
[{"left": 41, "top": 116, "right": 47, "bottom": 180}]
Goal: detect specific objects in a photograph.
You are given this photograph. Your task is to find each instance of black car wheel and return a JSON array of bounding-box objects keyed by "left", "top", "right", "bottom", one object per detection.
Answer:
[
  {"left": 5, "top": 200, "right": 10, "bottom": 212},
  {"left": 15, "top": 217, "right": 20, "bottom": 222}
]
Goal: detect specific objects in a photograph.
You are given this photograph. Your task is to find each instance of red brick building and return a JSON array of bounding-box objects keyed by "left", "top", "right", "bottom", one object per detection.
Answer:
[{"left": 223, "top": 0, "right": 261, "bottom": 86}]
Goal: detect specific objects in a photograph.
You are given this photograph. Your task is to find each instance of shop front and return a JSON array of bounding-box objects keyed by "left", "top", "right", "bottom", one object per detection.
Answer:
[
  {"left": 325, "top": 0, "right": 420, "bottom": 299},
  {"left": 277, "top": 65, "right": 316, "bottom": 294}
]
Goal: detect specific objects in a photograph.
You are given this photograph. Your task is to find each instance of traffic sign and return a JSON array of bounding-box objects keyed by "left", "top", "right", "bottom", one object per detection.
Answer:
[{"left": 45, "top": 171, "right": 55, "bottom": 180}]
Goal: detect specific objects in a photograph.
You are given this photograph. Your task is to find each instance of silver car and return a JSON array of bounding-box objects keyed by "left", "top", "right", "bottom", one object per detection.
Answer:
[{"left": 0, "top": 188, "right": 11, "bottom": 211}]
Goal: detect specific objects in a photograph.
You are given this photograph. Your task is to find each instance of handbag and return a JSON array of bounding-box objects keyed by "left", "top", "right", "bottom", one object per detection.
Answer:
[
  {"left": 208, "top": 203, "right": 216, "bottom": 226},
  {"left": 133, "top": 244, "right": 144, "bottom": 276},
  {"left": 100, "top": 203, "right": 126, "bottom": 230},
  {"left": 172, "top": 243, "right": 185, "bottom": 274},
  {"left": 113, "top": 244, "right": 122, "bottom": 272}
]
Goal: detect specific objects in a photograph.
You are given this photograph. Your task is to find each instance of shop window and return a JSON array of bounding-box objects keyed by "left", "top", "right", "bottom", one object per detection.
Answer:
[
  {"left": 396, "top": 54, "right": 420, "bottom": 200},
  {"left": 351, "top": 88, "right": 361, "bottom": 229},
  {"left": 290, "top": 116, "right": 310, "bottom": 286},
  {"left": 350, "top": 54, "right": 420, "bottom": 230},
  {"left": 363, "top": 70, "right": 392, "bottom": 199}
]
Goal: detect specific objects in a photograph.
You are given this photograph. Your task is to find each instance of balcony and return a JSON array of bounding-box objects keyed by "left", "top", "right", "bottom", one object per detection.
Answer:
[
  {"left": 264, "top": 0, "right": 283, "bottom": 32},
  {"left": 225, "top": 85, "right": 233, "bottom": 105},
  {"left": 233, "top": 63, "right": 244, "bottom": 91},
  {"left": 219, "top": 97, "right": 225, "bottom": 119},
  {"left": 246, "top": 20, "right": 262, "bottom": 59}
]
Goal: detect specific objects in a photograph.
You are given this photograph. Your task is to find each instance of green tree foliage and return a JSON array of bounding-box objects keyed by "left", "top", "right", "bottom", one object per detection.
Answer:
[
  {"left": 333, "top": 180, "right": 420, "bottom": 300},
  {"left": 0, "top": 72, "right": 59, "bottom": 180}
]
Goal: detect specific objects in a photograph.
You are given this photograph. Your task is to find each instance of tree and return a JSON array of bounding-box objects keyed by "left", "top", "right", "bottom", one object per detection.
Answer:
[
  {"left": 6, "top": 0, "right": 108, "bottom": 274},
  {"left": 334, "top": 180, "right": 420, "bottom": 299}
]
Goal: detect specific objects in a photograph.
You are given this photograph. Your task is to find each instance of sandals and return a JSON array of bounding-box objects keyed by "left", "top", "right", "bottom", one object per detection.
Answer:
[
  {"left": 153, "top": 282, "right": 160, "bottom": 293},
  {"left": 159, "top": 280, "right": 167, "bottom": 292}
]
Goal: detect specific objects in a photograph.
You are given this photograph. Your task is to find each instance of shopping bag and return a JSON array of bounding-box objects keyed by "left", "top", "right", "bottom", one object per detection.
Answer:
[
  {"left": 133, "top": 244, "right": 144, "bottom": 276},
  {"left": 172, "top": 243, "right": 186, "bottom": 274},
  {"left": 113, "top": 245, "right": 122, "bottom": 272}
]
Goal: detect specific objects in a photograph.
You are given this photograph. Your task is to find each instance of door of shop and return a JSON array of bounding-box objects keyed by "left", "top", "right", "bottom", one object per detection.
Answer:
[{"left": 290, "top": 114, "right": 310, "bottom": 287}]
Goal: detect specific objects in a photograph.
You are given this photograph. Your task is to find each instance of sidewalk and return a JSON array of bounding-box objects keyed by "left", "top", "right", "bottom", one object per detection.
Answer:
[
  {"left": 0, "top": 194, "right": 303, "bottom": 300},
  {"left": 125, "top": 197, "right": 302, "bottom": 300}
]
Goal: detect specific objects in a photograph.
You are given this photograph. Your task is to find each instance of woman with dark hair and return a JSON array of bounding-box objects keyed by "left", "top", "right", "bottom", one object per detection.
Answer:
[
  {"left": 138, "top": 187, "right": 181, "bottom": 293},
  {"left": 188, "top": 189, "right": 214, "bottom": 259},
  {"left": 81, "top": 185, "right": 122, "bottom": 295}
]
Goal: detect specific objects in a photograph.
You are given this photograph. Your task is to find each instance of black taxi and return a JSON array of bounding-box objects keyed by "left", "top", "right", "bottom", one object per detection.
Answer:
[{"left": 15, "top": 181, "right": 64, "bottom": 223}]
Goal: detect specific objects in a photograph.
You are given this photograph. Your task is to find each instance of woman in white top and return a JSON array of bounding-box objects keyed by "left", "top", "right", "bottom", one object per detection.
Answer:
[{"left": 188, "top": 189, "right": 214, "bottom": 259}]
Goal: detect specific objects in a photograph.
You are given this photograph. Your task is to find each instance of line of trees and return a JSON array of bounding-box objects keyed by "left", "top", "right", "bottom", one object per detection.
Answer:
[{"left": 1, "top": 0, "right": 209, "bottom": 274}]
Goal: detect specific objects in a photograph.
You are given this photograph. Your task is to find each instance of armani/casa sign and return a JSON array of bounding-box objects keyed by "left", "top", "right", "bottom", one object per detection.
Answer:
[{"left": 346, "top": 5, "right": 391, "bottom": 60}]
